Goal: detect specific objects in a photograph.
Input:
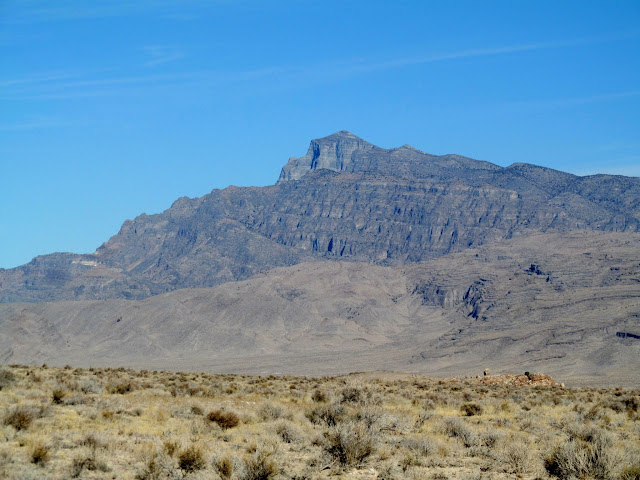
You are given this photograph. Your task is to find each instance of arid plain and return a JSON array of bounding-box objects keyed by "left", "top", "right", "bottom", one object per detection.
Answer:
[{"left": 1, "top": 365, "right": 639, "bottom": 479}]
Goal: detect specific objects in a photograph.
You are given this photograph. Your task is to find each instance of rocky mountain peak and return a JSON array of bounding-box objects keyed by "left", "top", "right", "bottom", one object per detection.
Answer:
[{"left": 277, "top": 131, "right": 375, "bottom": 182}]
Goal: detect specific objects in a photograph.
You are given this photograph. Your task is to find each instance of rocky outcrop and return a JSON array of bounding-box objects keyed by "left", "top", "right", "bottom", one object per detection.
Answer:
[{"left": 478, "top": 373, "right": 561, "bottom": 387}]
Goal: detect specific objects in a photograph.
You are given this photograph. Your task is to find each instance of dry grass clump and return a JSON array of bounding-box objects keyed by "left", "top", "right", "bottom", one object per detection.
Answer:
[
  {"left": 214, "top": 453, "right": 235, "bottom": 479},
  {"left": 177, "top": 443, "right": 206, "bottom": 473},
  {"left": 460, "top": 402, "right": 483, "bottom": 416},
  {"left": 0, "top": 364, "right": 638, "bottom": 479},
  {"left": 29, "top": 440, "right": 50, "bottom": 465},
  {"left": 3, "top": 405, "right": 35, "bottom": 431},
  {"left": 51, "top": 386, "right": 67, "bottom": 404},
  {"left": 207, "top": 409, "right": 240, "bottom": 429}
]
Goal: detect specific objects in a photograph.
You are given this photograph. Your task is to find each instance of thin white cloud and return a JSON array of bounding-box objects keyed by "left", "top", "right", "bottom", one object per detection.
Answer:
[
  {"left": 2, "top": 32, "right": 639, "bottom": 101},
  {"left": 503, "top": 91, "right": 640, "bottom": 112},
  {"left": 142, "top": 45, "right": 185, "bottom": 67},
  {"left": 0, "top": 115, "right": 78, "bottom": 132},
  {"left": 0, "top": 71, "right": 80, "bottom": 88},
  {"left": 309, "top": 30, "right": 640, "bottom": 77},
  {"left": 0, "top": 0, "right": 217, "bottom": 24}
]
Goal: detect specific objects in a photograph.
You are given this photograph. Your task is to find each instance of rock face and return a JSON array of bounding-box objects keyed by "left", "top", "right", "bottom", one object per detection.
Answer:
[{"left": 1, "top": 131, "right": 640, "bottom": 303}]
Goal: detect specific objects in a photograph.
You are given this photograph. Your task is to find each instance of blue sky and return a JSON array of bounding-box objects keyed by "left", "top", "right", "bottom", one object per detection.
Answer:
[{"left": 1, "top": 1, "right": 639, "bottom": 269}]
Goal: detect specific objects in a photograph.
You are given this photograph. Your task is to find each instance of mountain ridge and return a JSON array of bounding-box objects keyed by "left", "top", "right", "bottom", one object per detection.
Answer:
[{"left": 1, "top": 131, "right": 639, "bottom": 303}]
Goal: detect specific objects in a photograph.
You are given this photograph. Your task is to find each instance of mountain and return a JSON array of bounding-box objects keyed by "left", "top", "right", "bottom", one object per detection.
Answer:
[
  {"left": 2, "top": 131, "right": 639, "bottom": 303},
  {"left": 1, "top": 231, "right": 638, "bottom": 385}
]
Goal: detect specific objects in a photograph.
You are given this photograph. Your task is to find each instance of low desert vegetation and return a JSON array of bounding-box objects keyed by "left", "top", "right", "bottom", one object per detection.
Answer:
[{"left": 0, "top": 365, "right": 638, "bottom": 479}]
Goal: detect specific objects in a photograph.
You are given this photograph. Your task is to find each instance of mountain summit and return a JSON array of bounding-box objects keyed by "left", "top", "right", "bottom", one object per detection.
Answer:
[
  {"left": 279, "top": 131, "right": 505, "bottom": 184},
  {"left": 278, "top": 131, "right": 375, "bottom": 182}
]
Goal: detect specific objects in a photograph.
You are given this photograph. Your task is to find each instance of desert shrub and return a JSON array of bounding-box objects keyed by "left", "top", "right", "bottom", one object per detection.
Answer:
[
  {"left": 324, "top": 421, "right": 376, "bottom": 467},
  {"left": 481, "top": 428, "right": 502, "bottom": 449},
  {"left": 240, "top": 449, "right": 279, "bottom": 480},
  {"left": 101, "top": 409, "right": 115, "bottom": 419},
  {"left": 163, "top": 440, "right": 179, "bottom": 457},
  {"left": 3, "top": 406, "right": 35, "bottom": 431},
  {"left": 190, "top": 404, "right": 204, "bottom": 416},
  {"left": 135, "top": 453, "right": 166, "bottom": 480},
  {"left": 80, "top": 432, "right": 106, "bottom": 450},
  {"left": 79, "top": 378, "right": 103, "bottom": 394},
  {"left": 350, "top": 406, "right": 385, "bottom": 428},
  {"left": 421, "top": 398, "right": 437, "bottom": 411},
  {"left": 0, "top": 368, "right": 16, "bottom": 390},
  {"left": 607, "top": 396, "right": 640, "bottom": 414},
  {"left": 460, "top": 403, "right": 483, "bottom": 416},
  {"left": 312, "top": 389, "right": 327, "bottom": 402},
  {"left": 273, "top": 420, "right": 304, "bottom": 444},
  {"left": 71, "top": 452, "right": 110, "bottom": 477},
  {"left": 501, "top": 436, "right": 534, "bottom": 474},
  {"left": 441, "top": 417, "right": 477, "bottom": 447},
  {"left": 544, "top": 429, "right": 616, "bottom": 479},
  {"left": 306, "top": 402, "right": 345, "bottom": 426},
  {"left": 403, "top": 437, "right": 436, "bottom": 456},
  {"left": 29, "top": 441, "right": 50, "bottom": 465},
  {"left": 107, "top": 380, "right": 135, "bottom": 394},
  {"left": 377, "top": 461, "right": 398, "bottom": 479},
  {"left": 425, "top": 392, "right": 455, "bottom": 407},
  {"left": 340, "top": 387, "right": 363, "bottom": 404},
  {"left": 214, "top": 454, "right": 235, "bottom": 479},
  {"left": 207, "top": 409, "right": 240, "bottom": 429},
  {"left": 340, "top": 386, "right": 380, "bottom": 406},
  {"left": 177, "top": 444, "right": 206, "bottom": 473},
  {"left": 258, "top": 402, "right": 285, "bottom": 421},
  {"left": 620, "top": 465, "right": 640, "bottom": 480}
]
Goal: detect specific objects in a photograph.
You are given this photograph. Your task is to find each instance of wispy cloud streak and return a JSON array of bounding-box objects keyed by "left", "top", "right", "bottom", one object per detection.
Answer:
[
  {"left": 503, "top": 91, "right": 640, "bottom": 112},
  {"left": 142, "top": 46, "right": 185, "bottom": 67},
  {"left": 1, "top": 32, "right": 638, "bottom": 102},
  {"left": 0, "top": 115, "right": 79, "bottom": 132},
  {"left": 0, "top": 0, "right": 214, "bottom": 25}
]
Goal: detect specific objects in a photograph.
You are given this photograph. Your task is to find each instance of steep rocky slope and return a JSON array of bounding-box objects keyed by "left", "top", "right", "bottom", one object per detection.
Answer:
[
  {"left": 2, "top": 131, "right": 639, "bottom": 303},
  {"left": 1, "top": 232, "right": 638, "bottom": 385}
]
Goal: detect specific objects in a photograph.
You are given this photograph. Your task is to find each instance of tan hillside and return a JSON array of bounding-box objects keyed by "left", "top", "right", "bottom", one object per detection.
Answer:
[{"left": 1, "top": 231, "right": 639, "bottom": 386}]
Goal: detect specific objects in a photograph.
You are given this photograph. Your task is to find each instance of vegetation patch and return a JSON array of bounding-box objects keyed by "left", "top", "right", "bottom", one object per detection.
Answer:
[{"left": 0, "top": 364, "right": 638, "bottom": 479}]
